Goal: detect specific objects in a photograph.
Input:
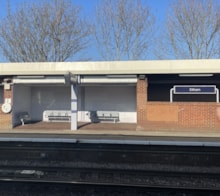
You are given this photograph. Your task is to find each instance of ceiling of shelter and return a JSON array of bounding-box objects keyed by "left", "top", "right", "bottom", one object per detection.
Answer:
[{"left": 147, "top": 74, "right": 220, "bottom": 84}]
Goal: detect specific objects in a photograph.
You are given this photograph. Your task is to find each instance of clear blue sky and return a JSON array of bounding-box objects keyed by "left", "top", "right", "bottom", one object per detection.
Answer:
[{"left": 0, "top": 0, "right": 171, "bottom": 61}]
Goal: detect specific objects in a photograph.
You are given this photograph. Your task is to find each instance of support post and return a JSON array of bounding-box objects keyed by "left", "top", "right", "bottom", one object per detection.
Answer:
[
  {"left": 216, "top": 88, "right": 219, "bottom": 103},
  {"left": 170, "top": 88, "right": 174, "bottom": 103},
  {"left": 71, "top": 84, "right": 78, "bottom": 130}
]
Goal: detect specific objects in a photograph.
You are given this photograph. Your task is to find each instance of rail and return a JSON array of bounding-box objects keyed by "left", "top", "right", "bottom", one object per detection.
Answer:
[{"left": 0, "top": 142, "right": 219, "bottom": 190}]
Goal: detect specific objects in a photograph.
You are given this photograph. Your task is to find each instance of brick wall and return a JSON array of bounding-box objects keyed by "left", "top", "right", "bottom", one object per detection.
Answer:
[
  {"left": 136, "top": 78, "right": 148, "bottom": 125},
  {"left": 178, "top": 103, "right": 220, "bottom": 129},
  {"left": 136, "top": 78, "right": 220, "bottom": 131},
  {"left": 0, "top": 85, "right": 13, "bottom": 129}
]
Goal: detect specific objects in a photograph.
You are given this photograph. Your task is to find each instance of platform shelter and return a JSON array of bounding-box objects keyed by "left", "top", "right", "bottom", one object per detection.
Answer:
[{"left": 1, "top": 59, "right": 220, "bottom": 131}]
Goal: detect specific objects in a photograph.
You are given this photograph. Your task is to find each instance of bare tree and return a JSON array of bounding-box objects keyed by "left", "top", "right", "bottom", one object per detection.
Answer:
[
  {"left": 94, "top": 0, "right": 155, "bottom": 61},
  {"left": 0, "top": 0, "right": 91, "bottom": 62},
  {"left": 158, "top": 0, "right": 220, "bottom": 59}
]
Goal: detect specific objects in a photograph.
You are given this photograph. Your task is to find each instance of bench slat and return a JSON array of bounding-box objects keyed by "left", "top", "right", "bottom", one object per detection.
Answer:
[
  {"left": 89, "top": 111, "right": 119, "bottom": 123},
  {"left": 43, "top": 110, "right": 71, "bottom": 122}
]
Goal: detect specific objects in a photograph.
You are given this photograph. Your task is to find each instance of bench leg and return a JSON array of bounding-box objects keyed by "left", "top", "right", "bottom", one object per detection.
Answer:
[{"left": 21, "top": 119, "right": 24, "bottom": 126}]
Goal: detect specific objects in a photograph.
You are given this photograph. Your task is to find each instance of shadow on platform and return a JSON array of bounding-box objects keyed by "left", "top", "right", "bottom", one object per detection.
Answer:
[{"left": 14, "top": 121, "right": 137, "bottom": 131}]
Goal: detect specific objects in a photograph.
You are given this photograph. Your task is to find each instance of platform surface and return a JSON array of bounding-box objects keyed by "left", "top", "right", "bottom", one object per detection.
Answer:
[{"left": 0, "top": 122, "right": 219, "bottom": 146}]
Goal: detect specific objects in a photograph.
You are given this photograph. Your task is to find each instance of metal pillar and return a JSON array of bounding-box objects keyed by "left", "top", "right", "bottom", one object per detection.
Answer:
[
  {"left": 170, "top": 88, "right": 174, "bottom": 103},
  {"left": 71, "top": 84, "right": 78, "bottom": 130},
  {"left": 216, "top": 88, "right": 219, "bottom": 103}
]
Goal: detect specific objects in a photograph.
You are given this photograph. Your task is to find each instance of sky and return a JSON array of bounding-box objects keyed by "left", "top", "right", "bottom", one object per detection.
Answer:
[
  {"left": 0, "top": 0, "right": 171, "bottom": 61},
  {"left": 0, "top": 0, "right": 171, "bottom": 19}
]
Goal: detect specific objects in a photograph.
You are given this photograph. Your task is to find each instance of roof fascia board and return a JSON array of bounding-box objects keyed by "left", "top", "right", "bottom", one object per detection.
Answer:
[{"left": 0, "top": 59, "right": 220, "bottom": 75}]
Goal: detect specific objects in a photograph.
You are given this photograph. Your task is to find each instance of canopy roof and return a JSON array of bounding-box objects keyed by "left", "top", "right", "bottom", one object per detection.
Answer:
[{"left": 0, "top": 59, "right": 220, "bottom": 76}]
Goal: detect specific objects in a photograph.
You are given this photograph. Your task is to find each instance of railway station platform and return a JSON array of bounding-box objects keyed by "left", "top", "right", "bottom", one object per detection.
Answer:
[{"left": 0, "top": 121, "right": 220, "bottom": 138}]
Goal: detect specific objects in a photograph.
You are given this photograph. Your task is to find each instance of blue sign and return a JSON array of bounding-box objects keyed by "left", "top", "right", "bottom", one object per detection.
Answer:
[{"left": 174, "top": 85, "right": 216, "bottom": 94}]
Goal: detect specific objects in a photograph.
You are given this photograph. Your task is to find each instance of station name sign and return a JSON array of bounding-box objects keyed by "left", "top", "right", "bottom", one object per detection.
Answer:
[{"left": 174, "top": 85, "right": 216, "bottom": 94}]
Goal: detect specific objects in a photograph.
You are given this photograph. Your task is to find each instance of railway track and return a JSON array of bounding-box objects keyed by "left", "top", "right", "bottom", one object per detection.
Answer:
[
  {"left": 0, "top": 141, "right": 220, "bottom": 165},
  {"left": 0, "top": 181, "right": 219, "bottom": 196},
  {"left": 0, "top": 165, "right": 219, "bottom": 190},
  {"left": 0, "top": 141, "right": 219, "bottom": 191}
]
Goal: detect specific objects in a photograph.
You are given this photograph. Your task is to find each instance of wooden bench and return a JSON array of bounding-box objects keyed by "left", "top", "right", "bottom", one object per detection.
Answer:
[
  {"left": 89, "top": 111, "right": 119, "bottom": 123},
  {"left": 43, "top": 110, "right": 71, "bottom": 122},
  {"left": 18, "top": 112, "right": 31, "bottom": 126}
]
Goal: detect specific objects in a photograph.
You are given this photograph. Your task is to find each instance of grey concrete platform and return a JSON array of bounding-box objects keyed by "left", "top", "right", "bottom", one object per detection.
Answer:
[
  {"left": 0, "top": 122, "right": 219, "bottom": 146},
  {"left": 0, "top": 127, "right": 220, "bottom": 146}
]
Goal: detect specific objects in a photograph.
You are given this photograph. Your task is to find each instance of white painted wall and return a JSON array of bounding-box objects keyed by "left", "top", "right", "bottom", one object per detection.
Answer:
[
  {"left": 12, "top": 85, "right": 31, "bottom": 126},
  {"left": 31, "top": 86, "right": 70, "bottom": 121},
  {"left": 78, "top": 85, "right": 136, "bottom": 123},
  {"left": 13, "top": 84, "right": 136, "bottom": 125}
]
